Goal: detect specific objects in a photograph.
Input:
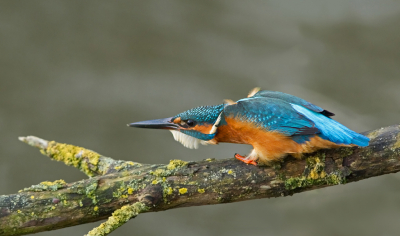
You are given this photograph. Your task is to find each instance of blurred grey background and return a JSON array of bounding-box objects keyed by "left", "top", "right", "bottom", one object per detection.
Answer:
[{"left": 1, "top": 1, "right": 400, "bottom": 235}]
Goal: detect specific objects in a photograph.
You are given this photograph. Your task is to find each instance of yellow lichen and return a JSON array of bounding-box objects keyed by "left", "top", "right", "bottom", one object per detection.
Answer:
[
  {"left": 30, "top": 196, "right": 34, "bottom": 199},
  {"left": 162, "top": 177, "right": 166, "bottom": 182},
  {"left": 167, "top": 159, "right": 188, "bottom": 170},
  {"left": 309, "top": 169, "right": 319, "bottom": 180},
  {"left": 85, "top": 181, "right": 99, "bottom": 204},
  {"left": 31, "top": 212, "right": 34, "bottom": 216},
  {"left": 51, "top": 206, "right": 56, "bottom": 210},
  {"left": 86, "top": 202, "right": 148, "bottom": 236},
  {"left": 151, "top": 180, "right": 158, "bottom": 185},
  {"left": 94, "top": 206, "right": 99, "bottom": 212},
  {"left": 393, "top": 132, "right": 400, "bottom": 150},
  {"left": 17, "top": 210, "right": 21, "bottom": 214},
  {"left": 44, "top": 141, "right": 101, "bottom": 177},
  {"left": 20, "top": 179, "right": 67, "bottom": 192},
  {"left": 285, "top": 155, "right": 346, "bottom": 190},
  {"left": 41, "top": 179, "right": 67, "bottom": 191},
  {"left": 113, "top": 161, "right": 140, "bottom": 172},
  {"left": 198, "top": 188, "right": 205, "bottom": 193},
  {"left": 178, "top": 188, "right": 188, "bottom": 195},
  {"left": 167, "top": 187, "right": 173, "bottom": 195},
  {"left": 227, "top": 170, "right": 234, "bottom": 175},
  {"left": 127, "top": 188, "right": 134, "bottom": 194},
  {"left": 121, "top": 195, "right": 128, "bottom": 199},
  {"left": 151, "top": 169, "right": 166, "bottom": 176},
  {"left": 40, "top": 179, "right": 66, "bottom": 186},
  {"left": 113, "top": 185, "right": 125, "bottom": 198}
]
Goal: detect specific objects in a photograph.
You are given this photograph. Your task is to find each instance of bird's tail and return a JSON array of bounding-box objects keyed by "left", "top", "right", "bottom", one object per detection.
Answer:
[{"left": 291, "top": 104, "right": 370, "bottom": 147}]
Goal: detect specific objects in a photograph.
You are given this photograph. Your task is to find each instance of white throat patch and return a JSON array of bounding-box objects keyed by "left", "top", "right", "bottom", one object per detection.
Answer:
[{"left": 170, "top": 130, "right": 202, "bottom": 149}]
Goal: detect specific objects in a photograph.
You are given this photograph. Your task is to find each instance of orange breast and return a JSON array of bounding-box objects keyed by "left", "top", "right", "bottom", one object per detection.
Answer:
[{"left": 214, "top": 116, "right": 346, "bottom": 162}]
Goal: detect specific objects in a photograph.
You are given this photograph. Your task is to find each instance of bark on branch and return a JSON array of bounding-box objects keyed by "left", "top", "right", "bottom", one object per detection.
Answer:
[{"left": 1, "top": 125, "right": 400, "bottom": 236}]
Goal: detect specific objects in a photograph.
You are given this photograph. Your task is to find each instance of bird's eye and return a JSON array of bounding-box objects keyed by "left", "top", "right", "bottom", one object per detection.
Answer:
[{"left": 186, "top": 119, "right": 195, "bottom": 127}]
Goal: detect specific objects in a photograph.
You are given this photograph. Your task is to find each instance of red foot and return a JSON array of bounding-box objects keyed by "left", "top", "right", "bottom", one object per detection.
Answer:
[{"left": 235, "top": 153, "right": 257, "bottom": 166}]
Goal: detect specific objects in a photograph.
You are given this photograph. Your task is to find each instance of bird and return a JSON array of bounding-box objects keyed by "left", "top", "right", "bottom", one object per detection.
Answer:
[{"left": 128, "top": 88, "right": 369, "bottom": 166}]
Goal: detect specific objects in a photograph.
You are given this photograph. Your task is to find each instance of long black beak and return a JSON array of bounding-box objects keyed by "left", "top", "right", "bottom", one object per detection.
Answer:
[{"left": 128, "top": 117, "right": 179, "bottom": 130}]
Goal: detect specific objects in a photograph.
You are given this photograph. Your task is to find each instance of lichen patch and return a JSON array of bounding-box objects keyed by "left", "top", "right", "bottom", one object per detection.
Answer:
[
  {"left": 167, "top": 159, "right": 188, "bottom": 170},
  {"left": 86, "top": 202, "right": 149, "bottom": 236},
  {"left": 392, "top": 132, "right": 400, "bottom": 150},
  {"left": 178, "top": 188, "right": 188, "bottom": 195},
  {"left": 43, "top": 141, "right": 101, "bottom": 177},
  {"left": 284, "top": 156, "right": 346, "bottom": 190},
  {"left": 20, "top": 179, "right": 67, "bottom": 192}
]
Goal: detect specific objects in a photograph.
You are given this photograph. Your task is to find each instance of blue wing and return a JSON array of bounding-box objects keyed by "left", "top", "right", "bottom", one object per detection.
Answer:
[
  {"left": 223, "top": 96, "right": 369, "bottom": 146},
  {"left": 224, "top": 98, "right": 318, "bottom": 137},
  {"left": 249, "top": 90, "right": 335, "bottom": 117},
  {"left": 291, "top": 104, "right": 369, "bottom": 146}
]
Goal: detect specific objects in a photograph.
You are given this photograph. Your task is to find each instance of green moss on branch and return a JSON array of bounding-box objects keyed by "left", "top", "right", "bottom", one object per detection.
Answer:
[
  {"left": 284, "top": 155, "right": 347, "bottom": 190},
  {"left": 85, "top": 202, "right": 149, "bottom": 236}
]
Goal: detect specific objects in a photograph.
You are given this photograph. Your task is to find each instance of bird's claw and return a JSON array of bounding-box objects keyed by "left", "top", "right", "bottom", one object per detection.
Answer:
[{"left": 235, "top": 153, "right": 257, "bottom": 166}]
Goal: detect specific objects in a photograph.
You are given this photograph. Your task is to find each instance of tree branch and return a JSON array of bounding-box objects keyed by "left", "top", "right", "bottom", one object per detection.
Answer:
[
  {"left": 1, "top": 125, "right": 399, "bottom": 236},
  {"left": 18, "top": 136, "right": 143, "bottom": 177}
]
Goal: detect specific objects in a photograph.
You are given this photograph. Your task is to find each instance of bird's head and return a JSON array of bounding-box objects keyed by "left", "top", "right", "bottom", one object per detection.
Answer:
[{"left": 128, "top": 104, "right": 225, "bottom": 149}]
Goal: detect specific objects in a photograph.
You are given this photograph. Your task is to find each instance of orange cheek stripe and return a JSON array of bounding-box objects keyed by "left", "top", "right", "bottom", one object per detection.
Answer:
[
  {"left": 191, "top": 124, "right": 213, "bottom": 134},
  {"left": 173, "top": 117, "right": 181, "bottom": 124}
]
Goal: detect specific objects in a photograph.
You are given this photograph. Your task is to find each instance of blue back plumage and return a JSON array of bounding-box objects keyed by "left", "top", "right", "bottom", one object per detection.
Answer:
[
  {"left": 224, "top": 98, "right": 316, "bottom": 136},
  {"left": 223, "top": 91, "right": 369, "bottom": 146},
  {"left": 250, "top": 90, "right": 335, "bottom": 117}
]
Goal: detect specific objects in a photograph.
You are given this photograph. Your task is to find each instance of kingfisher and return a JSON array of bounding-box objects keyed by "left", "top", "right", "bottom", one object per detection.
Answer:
[{"left": 128, "top": 88, "right": 369, "bottom": 166}]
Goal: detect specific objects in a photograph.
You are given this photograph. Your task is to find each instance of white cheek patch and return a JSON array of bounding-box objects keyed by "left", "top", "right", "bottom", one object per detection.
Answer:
[
  {"left": 209, "top": 112, "right": 222, "bottom": 135},
  {"left": 170, "top": 130, "right": 202, "bottom": 149}
]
